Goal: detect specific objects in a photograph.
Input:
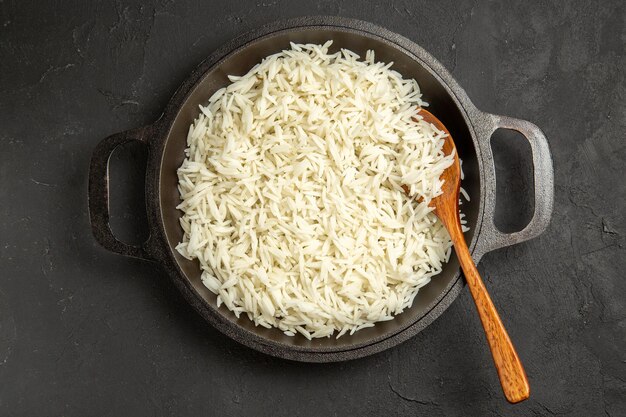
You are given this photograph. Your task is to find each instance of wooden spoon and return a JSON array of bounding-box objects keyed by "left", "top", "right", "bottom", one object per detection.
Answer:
[{"left": 409, "top": 109, "right": 530, "bottom": 403}]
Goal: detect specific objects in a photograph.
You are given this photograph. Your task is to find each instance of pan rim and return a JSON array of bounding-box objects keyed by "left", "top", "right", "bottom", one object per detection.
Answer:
[{"left": 149, "top": 16, "right": 487, "bottom": 361}]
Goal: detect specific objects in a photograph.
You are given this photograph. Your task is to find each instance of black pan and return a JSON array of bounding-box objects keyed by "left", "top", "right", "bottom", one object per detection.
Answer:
[{"left": 88, "top": 17, "right": 554, "bottom": 362}]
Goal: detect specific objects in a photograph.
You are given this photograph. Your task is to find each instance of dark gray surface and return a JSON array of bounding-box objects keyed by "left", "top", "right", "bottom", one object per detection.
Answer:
[{"left": 0, "top": 0, "right": 623, "bottom": 415}]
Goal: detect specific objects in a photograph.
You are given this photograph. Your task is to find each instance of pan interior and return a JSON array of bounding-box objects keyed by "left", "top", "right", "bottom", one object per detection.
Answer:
[{"left": 159, "top": 27, "right": 479, "bottom": 352}]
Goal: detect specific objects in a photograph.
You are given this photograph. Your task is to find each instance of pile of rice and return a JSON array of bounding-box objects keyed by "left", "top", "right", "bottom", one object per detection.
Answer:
[{"left": 176, "top": 42, "right": 465, "bottom": 339}]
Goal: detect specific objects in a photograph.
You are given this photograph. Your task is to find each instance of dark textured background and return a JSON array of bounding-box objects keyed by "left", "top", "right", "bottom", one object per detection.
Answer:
[{"left": 1, "top": 0, "right": 624, "bottom": 415}]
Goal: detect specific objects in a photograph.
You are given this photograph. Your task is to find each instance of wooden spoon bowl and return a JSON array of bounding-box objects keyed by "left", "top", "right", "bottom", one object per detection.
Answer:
[{"left": 415, "top": 109, "right": 530, "bottom": 404}]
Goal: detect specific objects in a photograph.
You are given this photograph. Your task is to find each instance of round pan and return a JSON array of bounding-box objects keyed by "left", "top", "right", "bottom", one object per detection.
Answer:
[{"left": 89, "top": 17, "right": 554, "bottom": 362}]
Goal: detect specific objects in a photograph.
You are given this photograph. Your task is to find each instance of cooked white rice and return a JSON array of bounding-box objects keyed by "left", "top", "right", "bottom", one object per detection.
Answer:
[{"left": 176, "top": 42, "right": 465, "bottom": 339}]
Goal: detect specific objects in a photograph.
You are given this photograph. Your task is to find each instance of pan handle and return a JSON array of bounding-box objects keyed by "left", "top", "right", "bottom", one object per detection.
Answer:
[
  {"left": 476, "top": 112, "right": 554, "bottom": 254},
  {"left": 88, "top": 125, "right": 154, "bottom": 261}
]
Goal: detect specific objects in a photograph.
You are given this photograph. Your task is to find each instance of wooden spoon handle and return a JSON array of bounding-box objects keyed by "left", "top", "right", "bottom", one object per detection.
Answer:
[{"left": 451, "top": 233, "right": 530, "bottom": 403}]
